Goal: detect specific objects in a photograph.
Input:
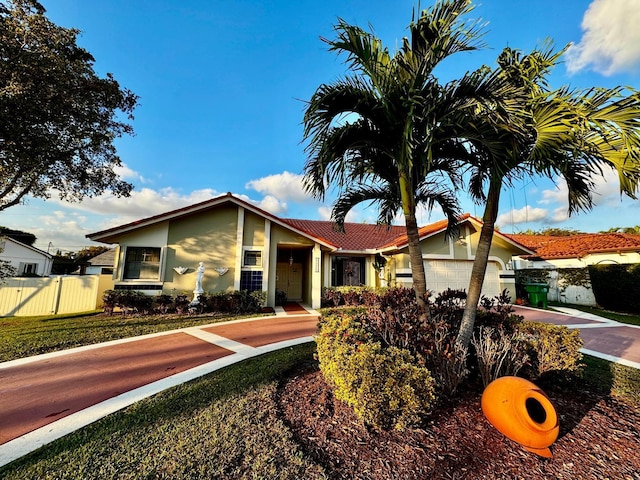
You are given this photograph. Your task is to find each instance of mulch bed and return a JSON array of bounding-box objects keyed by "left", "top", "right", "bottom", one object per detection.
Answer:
[{"left": 277, "top": 368, "right": 640, "bottom": 479}]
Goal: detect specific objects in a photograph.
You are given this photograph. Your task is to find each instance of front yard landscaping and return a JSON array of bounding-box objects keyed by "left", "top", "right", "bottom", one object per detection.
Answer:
[{"left": 1, "top": 292, "right": 639, "bottom": 478}]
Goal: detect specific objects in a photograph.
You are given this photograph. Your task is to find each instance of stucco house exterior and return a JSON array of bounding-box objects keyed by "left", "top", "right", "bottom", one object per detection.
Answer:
[
  {"left": 505, "top": 233, "right": 640, "bottom": 306},
  {"left": 0, "top": 236, "right": 53, "bottom": 277},
  {"left": 86, "top": 193, "right": 532, "bottom": 309},
  {"left": 506, "top": 233, "right": 640, "bottom": 268}
]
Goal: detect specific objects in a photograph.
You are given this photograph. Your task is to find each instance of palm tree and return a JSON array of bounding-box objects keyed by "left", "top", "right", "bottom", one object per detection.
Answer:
[
  {"left": 302, "top": 0, "right": 520, "bottom": 317},
  {"left": 455, "top": 46, "right": 640, "bottom": 349}
]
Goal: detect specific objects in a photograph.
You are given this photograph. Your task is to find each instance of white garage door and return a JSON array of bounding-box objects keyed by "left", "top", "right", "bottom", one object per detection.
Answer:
[{"left": 424, "top": 260, "right": 501, "bottom": 299}]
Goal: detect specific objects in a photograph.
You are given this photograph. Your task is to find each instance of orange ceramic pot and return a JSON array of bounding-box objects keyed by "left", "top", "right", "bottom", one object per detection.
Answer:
[{"left": 481, "top": 376, "right": 559, "bottom": 458}]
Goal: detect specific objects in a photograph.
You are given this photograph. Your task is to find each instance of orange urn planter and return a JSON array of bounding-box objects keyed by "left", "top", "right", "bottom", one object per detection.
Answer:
[{"left": 481, "top": 376, "right": 559, "bottom": 458}]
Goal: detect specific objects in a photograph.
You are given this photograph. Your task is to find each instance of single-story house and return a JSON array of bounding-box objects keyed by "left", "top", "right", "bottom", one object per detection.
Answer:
[
  {"left": 506, "top": 233, "right": 640, "bottom": 268},
  {"left": 505, "top": 233, "right": 640, "bottom": 306},
  {"left": 0, "top": 236, "right": 53, "bottom": 277},
  {"left": 86, "top": 193, "right": 532, "bottom": 309},
  {"left": 85, "top": 249, "right": 116, "bottom": 275}
]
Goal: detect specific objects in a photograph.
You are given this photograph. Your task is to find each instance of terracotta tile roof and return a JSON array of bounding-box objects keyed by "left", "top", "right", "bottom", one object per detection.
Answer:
[
  {"left": 504, "top": 233, "right": 640, "bottom": 259},
  {"left": 281, "top": 219, "right": 406, "bottom": 251}
]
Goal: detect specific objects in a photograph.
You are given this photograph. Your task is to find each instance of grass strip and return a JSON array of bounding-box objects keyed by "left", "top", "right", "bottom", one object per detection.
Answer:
[
  {"left": 581, "top": 354, "right": 640, "bottom": 406},
  {"left": 0, "top": 312, "right": 257, "bottom": 362},
  {"left": 549, "top": 302, "right": 640, "bottom": 327},
  {"left": 0, "top": 342, "right": 326, "bottom": 480}
]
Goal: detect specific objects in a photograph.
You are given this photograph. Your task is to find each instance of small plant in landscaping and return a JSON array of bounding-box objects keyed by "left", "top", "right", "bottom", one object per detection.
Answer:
[
  {"left": 472, "top": 326, "right": 529, "bottom": 387},
  {"left": 516, "top": 322, "right": 584, "bottom": 379}
]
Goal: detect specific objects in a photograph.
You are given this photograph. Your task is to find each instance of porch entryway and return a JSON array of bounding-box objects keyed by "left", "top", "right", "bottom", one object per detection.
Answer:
[{"left": 275, "top": 247, "right": 309, "bottom": 303}]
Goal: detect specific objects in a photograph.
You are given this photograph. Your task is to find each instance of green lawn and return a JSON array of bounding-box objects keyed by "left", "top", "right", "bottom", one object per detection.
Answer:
[
  {"left": 0, "top": 311, "right": 260, "bottom": 363},
  {"left": 0, "top": 343, "right": 326, "bottom": 480}
]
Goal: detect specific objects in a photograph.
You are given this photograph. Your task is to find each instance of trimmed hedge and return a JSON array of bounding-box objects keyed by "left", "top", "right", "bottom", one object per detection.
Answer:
[
  {"left": 316, "top": 310, "right": 436, "bottom": 431},
  {"left": 516, "top": 321, "right": 583, "bottom": 379},
  {"left": 589, "top": 263, "right": 640, "bottom": 313},
  {"left": 102, "top": 290, "right": 266, "bottom": 316}
]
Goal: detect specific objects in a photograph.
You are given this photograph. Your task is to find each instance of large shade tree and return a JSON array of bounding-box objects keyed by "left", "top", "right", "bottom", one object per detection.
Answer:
[
  {"left": 455, "top": 46, "right": 640, "bottom": 349},
  {"left": 0, "top": 0, "right": 138, "bottom": 212},
  {"left": 302, "top": 0, "right": 521, "bottom": 317}
]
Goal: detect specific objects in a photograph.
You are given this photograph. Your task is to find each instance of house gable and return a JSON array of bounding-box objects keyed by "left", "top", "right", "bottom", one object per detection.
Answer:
[{"left": 0, "top": 237, "right": 53, "bottom": 277}]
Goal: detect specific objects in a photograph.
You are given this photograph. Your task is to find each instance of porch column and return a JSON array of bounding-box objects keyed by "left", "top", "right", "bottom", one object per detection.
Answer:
[
  {"left": 234, "top": 207, "right": 244, "bottom": 290},
  {"left": 263, "top": 219, "right": 271, "bottom": 302},
  {"left": 311, "top": 243, "right": 322, "bottom": 309}
]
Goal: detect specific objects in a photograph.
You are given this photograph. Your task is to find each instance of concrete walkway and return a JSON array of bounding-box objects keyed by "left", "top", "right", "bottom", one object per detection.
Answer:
[
  {"left": 1, "top": 304, "right": 638, "bottom": 468},
  {"left": 0, "top": 306, "right": 319, "bottom": 467}
]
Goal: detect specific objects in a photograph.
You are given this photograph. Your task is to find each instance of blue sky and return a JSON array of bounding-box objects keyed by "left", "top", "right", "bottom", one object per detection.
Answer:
[{"left": 3, "top": 0, "right": 640, "bottom": 253}]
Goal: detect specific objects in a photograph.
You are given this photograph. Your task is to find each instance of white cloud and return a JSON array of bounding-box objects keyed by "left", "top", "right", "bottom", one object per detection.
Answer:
[
  {"left": 245, "top": 171, "right": 312, "bottom": 203},
  {"left": 235, "top": 193, "right": 288, "bottom": 215},
  {"left": 590, "top": 166, "right": 633, "bottom": 206},
  {"left": 539, "top": 180, "right": 569, "bottom": 207},
  {"left": 496, "top": 206, "right": 549, "bottom": 228},
  {"left": 550, "top": 207, "right": 570, "bottom": 223},
  {"left": 51, "top": 187, "right": 219, "bottom": 221},
  {"left": 566, "top": 0, "right": 640, "bottom": 75},
  {"left": 317, "top": 206, "right": 332, "bottom": 221},
  {"left": 114, "top": 163, "right": 147, "bottom": 184},
  {"left": 28, "top": 211, "right": 97, "bottom": 252}
]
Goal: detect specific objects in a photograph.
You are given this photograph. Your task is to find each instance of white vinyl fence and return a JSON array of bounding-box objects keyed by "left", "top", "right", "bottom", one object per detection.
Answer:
[{"left": 0, "top": 275, "right": 114, "bottom": 317}]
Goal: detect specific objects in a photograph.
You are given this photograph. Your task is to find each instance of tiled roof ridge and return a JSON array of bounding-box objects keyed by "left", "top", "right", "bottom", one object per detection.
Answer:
[{"left": 507, "top": 232, "right": 640, "bottom": 259}]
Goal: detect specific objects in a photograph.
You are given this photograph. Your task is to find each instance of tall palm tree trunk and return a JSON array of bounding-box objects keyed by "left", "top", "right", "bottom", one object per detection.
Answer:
[
  {"left": 455, "top": 179, "right": 501, "bottom": 349},
  {"left": 405, "top": 208, "right": 430, "bottom": 320},
  {"left": 399, "top": 173, "right": 431, "bottom": 321}
]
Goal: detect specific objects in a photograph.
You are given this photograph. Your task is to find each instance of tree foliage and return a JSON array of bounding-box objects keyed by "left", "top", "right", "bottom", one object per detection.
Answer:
[
  {"left": 0, "top": 225, "right": 36, "bottom": 245},
  {"left": 518, "top": 227, "right": 585, "bottom": 236},
  {"left": 302, "top": 0, "right": 521, "bottom": 317},
  {"left": 0, "top": 0, "right": 138, "bottom": 212},
  {"left": 455, "top": 45, "right": 640, "bottom": 349}
]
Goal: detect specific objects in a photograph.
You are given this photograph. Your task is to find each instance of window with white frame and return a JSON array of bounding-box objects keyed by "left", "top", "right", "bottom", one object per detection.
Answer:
[
  {"left": 123, "top": 247, "right": 162, "bottom": 280},
  {"left": 20, "top": 263, "right": 38, "bottom": 275},
  {"left": 242, "top": 248, "right": 263, "bottom": 268}
]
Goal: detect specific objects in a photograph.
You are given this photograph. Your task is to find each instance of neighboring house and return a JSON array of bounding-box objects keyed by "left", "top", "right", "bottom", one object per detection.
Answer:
[
  {"left": 86, "top": 193, "right": 532, "bottom": 309},
  {"left": 506, "top": 233, "right": 640, "bottom": 268},
  {"left": 505, "top": 233, "right": 640, "bottom": 305},
  {"left": 0, "top": 236, "right": 53, "bottom": 277},
  {"left": 85, "top": 249, "right": 116, "bottom": 275}
]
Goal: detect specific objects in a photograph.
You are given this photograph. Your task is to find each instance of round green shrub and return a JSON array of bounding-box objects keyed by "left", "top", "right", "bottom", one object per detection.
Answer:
[{"left": 316, "top": 310, "right": 435, "bottom": 430}]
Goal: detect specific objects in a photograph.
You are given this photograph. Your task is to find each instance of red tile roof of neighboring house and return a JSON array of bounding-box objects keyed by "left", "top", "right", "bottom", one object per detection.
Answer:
[
  {"left": 281, "top": 219, "right": 406, "bottom": 251},
  {"left": 504, "top": 233, "right": 640, "bottom": 259}
]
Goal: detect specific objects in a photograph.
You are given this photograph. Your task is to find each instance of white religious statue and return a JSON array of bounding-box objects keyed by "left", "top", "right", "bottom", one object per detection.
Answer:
[{"left": 192, "top": 262, "right": 205, "bottom": 304}]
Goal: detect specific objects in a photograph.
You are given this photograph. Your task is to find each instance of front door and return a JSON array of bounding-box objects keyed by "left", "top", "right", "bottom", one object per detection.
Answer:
[{"left": 276, "top": 262, "right": 303, "bottom": 302}]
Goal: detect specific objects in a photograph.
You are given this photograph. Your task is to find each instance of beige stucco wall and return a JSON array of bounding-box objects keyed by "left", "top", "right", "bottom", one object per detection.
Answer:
[
  {"left": 164, "top": 206, "right": 238, "bottom": 293},
  {"left": 420, "top": 234, "right": 453, "bottom": 258},
  {"left": 242, "top": 212, "right": 265, "bottom": 247}
]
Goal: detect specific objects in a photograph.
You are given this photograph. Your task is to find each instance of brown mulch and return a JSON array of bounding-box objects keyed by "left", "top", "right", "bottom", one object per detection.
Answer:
[{"left": 277, "top": 368, "right": 640, "bottom": 480}]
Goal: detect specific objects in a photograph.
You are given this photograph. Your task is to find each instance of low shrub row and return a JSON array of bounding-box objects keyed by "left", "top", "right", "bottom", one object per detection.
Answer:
[
  {"left": 102, "top": 289, "right": 266, "bottom": 316},
  {"left": 316, "top": 287, "right": 583, "bottom": 431}
]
